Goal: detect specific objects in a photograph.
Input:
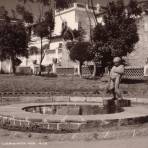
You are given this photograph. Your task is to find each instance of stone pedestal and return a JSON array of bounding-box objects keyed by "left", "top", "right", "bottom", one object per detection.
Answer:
[
  {"left": 117, "top": 99, "right": 131, "bottom": 107},
  {"left": 103, "top": 99, "right": 131, "bottom": 114}
]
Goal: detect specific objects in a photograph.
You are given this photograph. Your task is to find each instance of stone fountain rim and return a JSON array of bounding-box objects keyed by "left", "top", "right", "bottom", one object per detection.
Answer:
[
  {"left": 0, "top": 97, "right": 148, "bottom": 133},
  {"left": 0, "top": 100, "right": 147, "bottom": 122}
]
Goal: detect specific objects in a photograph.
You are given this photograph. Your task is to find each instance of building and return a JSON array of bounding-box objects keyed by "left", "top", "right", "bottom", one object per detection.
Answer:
[
  {"left": 1, "top": 1, "right": 148, "bottom": 74},
  {"left": 54, "top": 3, "right": 101, "bottom": 40},
  {"left": 18, "top": 2, "right": 102, "bottom": 74}
]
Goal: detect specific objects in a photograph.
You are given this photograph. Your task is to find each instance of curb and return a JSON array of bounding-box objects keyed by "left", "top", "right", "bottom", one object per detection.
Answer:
[{"left": 0, "top": 96, "right": 148, "bottom": 104}]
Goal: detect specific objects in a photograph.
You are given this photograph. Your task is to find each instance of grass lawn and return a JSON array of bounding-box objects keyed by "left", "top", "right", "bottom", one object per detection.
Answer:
[{"left": 0, "top": 74, "right": 147, "bottom": 98}]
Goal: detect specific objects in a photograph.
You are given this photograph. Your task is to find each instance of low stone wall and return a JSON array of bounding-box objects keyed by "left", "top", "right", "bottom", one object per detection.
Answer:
[
  {"left": 56, "top": 68, "right": 75, "bottom": 75},
  {"left": 16, "top": 66, "right": 33, "bottom": 75}
]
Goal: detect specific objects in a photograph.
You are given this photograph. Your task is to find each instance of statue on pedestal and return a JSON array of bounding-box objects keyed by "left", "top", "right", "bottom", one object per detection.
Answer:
[{"left": 108, "top": 57, "right": 125, "bottom": 100}]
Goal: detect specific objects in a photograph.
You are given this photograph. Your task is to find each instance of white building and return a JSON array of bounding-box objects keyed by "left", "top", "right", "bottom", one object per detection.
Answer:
[
  {"left": 0, "top": 2, "right": 102, "bottom": 74},
  {"left": 19, "top": 2, "right": 101, "bottom": 74}
]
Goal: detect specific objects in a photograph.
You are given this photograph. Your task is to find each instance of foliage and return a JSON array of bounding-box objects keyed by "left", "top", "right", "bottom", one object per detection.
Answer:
[
  {"left": 68, "top": 41, "right": 94, "bottom": 75},
  {"left": 62, "top": 20, "right": 91, "bottom": 75},
  {"left": 0, "top": 20, "right": 29, "bottom": 73},
  {"left": 72, "top": 28, "right": 85, "bottom": 41},
  {"left": 0, "top": 6, "right": 10, "bottom": 21},
  {"left": 69, "top": 42, "right": 93, "bottom": 62},
  {"left": 16, "top": 4, "right": 33, "bottom": 23},
  {"left": 61, "top": 21, "right": 74, "bottom": 41},
  {"left": 14, "top": 58, "right": 22, "bottom": 66},
  {"left": 62, "top": 23, "right": 85, "bottom": 41},
  {"left": 29, "top": 46, "right": 39, "bottom": 55},
  {"left": 33, "top": 22, "right": 49, "bottom": 38},
  {"left": 17, "top": 0, "right": 55, "bottom": 75},
  {"left": 0, "top": 6, "right": 8, "bottom": 18},
  {"left": 92, "top": 0, "right": 140, "bottom": 67},
  {"left": 128, "top": 0, "right": 142, "bottom": 16},
  {"left": 62, "top": 17, "right": 91, "bottom": 76},
  {"left": 56, "top": 0, "right": 75, "bottom": 9}
]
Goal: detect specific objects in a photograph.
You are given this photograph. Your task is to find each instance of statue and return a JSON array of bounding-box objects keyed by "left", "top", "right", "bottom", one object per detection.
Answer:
[{"left": 108, "top": 57, "right": 125, "bottom": 100}]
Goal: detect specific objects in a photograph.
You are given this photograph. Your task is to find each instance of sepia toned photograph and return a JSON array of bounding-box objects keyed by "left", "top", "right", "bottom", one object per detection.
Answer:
[{"left": 0, "top": 0, "right": 148, "bottom": 147}]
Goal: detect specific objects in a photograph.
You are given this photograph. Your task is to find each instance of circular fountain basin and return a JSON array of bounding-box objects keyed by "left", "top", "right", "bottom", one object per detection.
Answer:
[
  {"left": 23, "top": 102, "right": 122, "bottom": 115},
  {"left": 0, "top": 98, "right": 147, "bottom": 133}
]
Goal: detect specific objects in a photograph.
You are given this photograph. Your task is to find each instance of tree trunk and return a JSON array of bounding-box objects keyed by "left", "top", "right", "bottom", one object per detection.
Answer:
[
  {"left": 79, "top": 62, "right": 83, "bottom": 78},
  {"left": 90, "top": 0, "right": 98, "bottom": 25},
  {"left": 92, "top": 61, "right": 97, "bottom": 78},
  {"left": 11, "top": 56, "right": 16, "bottom": 74},
  {"left": 39, "top": 37, "right": 43, "bottom": 76}
]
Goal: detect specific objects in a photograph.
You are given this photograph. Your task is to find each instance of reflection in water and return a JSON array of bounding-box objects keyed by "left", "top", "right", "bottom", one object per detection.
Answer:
[{"left": 23, "top": 103, "right": 122, "bottom": 115}]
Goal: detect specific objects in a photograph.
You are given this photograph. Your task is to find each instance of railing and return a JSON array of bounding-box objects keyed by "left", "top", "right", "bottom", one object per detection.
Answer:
[
  {"left": 81, "top": 65, "right": 145, "bottom": 80},
  {"left": 82, "top": 65, "right": 104, "bottom": 77},
  {"left": 122, "top": 66, "right": 144, "bottom": 80}
]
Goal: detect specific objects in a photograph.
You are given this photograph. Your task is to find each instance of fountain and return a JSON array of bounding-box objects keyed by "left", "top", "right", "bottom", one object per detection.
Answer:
[{"left": 1, "top": 96, "right": 146, "bottom": 133}]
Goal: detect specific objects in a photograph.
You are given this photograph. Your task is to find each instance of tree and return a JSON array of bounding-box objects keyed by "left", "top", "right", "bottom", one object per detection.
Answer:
[
  {"left": 56, "top": 0, "right": 75, "bottom": 10},
  {"left": 63, "top": 22, "right": 92, "bottom": 76},
  {"left": 68, "top": 42, "right": 94, "bottom": 76},
  {"left": 61, "top": 21, "right": 85, "bottom": 41},
  {"left": 92, "top": 0, "right": 140, "bottom": 69},
  {"left": 62, "top": 18, "right": 95, "bottom": 77},
  {"left": 33, "top": 19, "right": 52, "bottom": 75},
  {"left": 128, "top": 0, "right": 142, "bottom": 16},
  {"left": 16, "top": 0, "right": 55, "bottom": 75},
  {"left": 0, "top": 20, "right": 28, "bottom": 73},
  {"left": 16, "top": 4, "right": 33, "bottom": 23},
  {"left": 0, "top": 6, "right": 10, "bottom": 21},
  {"left": 29, "top": 46, "right": 39, "bottom": 55},
  {"left": 58, "top": 0, "right": 99, "bottom": 77}
]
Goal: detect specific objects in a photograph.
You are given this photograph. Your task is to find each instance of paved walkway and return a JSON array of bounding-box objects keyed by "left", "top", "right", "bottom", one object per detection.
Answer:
[
  {"left": 1, "top": 136, "right": 148, "bottom": 148},
  {"left": 0, "top": 96, "right": 148, "bottom": 145}
]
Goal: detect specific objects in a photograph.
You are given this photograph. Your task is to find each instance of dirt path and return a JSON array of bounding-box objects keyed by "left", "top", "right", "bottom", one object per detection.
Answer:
[{"left": 0, "top": 136, "right": 148, "bottom": 148}]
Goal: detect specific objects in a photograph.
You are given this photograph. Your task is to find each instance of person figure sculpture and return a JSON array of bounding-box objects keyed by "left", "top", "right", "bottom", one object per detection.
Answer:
[{"left": 109, "top": 57, "right": 124, "bottom": 100}]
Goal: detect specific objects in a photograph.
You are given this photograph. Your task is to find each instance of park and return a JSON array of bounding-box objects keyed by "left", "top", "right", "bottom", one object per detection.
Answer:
[{"left": 0, "top": 0, "right": 148, "bottom": 148}]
